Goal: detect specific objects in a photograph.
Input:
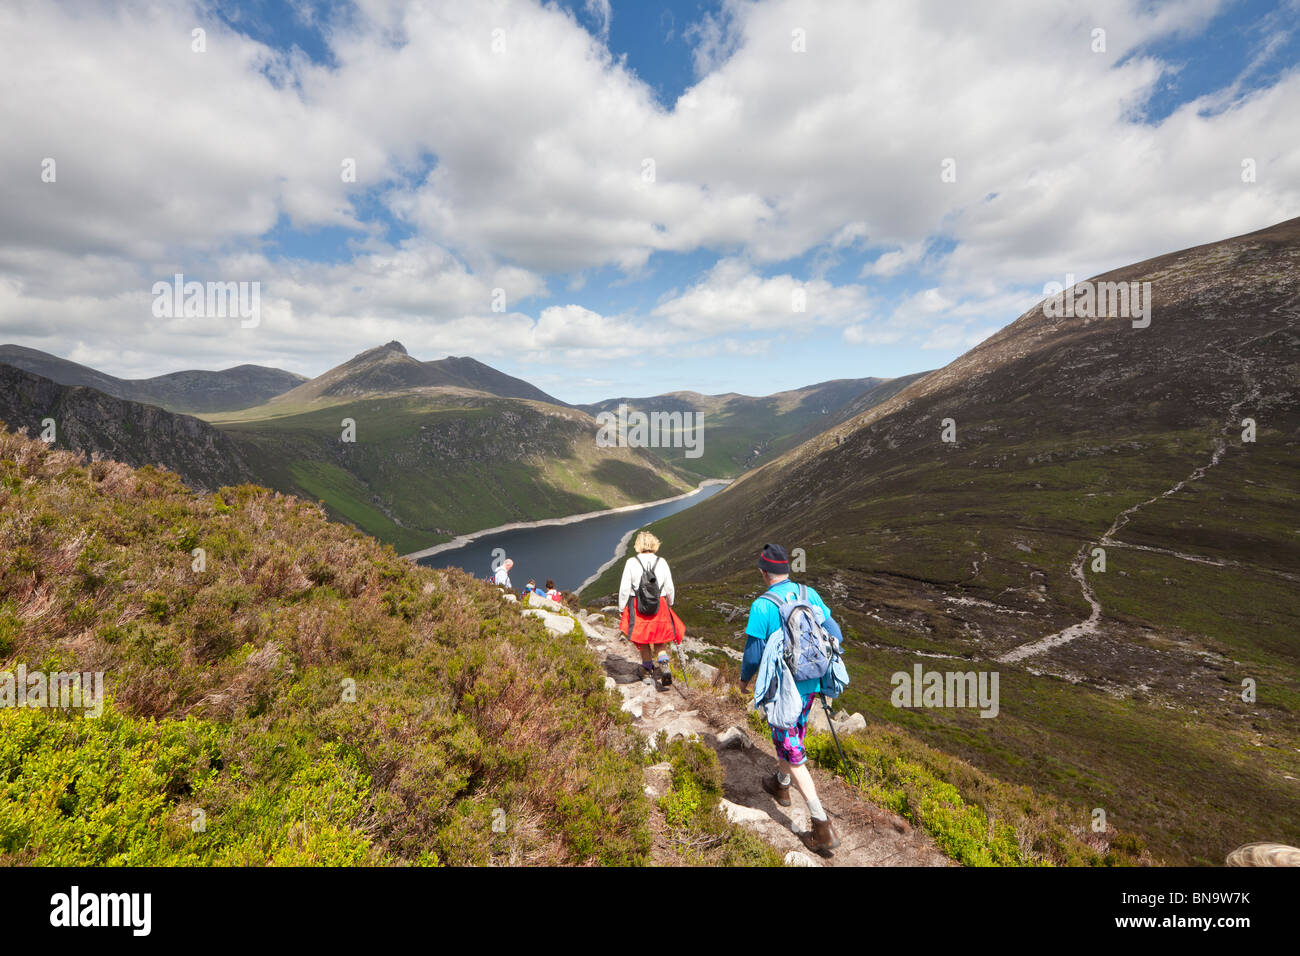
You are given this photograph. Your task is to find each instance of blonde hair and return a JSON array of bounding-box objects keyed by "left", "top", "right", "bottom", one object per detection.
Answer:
[{"left": 634, "top": 531, "right": 661, "bottom": 554}]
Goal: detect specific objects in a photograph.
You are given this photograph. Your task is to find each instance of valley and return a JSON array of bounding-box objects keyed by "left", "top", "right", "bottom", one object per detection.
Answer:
[
  {"left": 584, "top": 218, "right": 1300, "bottom": 865},
  {"left": 3, "top": 219, "right": 1296, "bottom": 867}
]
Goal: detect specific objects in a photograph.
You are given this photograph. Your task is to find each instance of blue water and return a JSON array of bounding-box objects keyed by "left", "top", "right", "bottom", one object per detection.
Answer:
[{"left": 417, "top": 483, "right": 726, "bottom": 593}]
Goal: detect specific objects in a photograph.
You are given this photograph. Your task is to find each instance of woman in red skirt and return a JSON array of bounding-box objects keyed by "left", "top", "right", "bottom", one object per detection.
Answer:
[{"left": 618, "top": 531, "right": 686, "bottom": 687}]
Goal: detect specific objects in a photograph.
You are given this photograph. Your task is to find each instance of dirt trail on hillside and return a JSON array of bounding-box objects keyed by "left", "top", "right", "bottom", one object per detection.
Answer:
[
  {"left": 999, "top": 360, "right": 1276, "bottom": 665},
  {"left": 574, "top": 611, "right": 950, "bottom": 867}
]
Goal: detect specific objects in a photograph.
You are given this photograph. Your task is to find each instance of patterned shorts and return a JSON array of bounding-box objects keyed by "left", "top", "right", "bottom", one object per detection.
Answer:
[{"left": 771, "top": 693, "right": 817, "bottom": 767}]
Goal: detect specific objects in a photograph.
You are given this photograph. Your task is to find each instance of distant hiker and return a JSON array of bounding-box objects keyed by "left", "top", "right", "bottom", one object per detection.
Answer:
[
  {"left": 618, "top": 531, "right": 685, "bottom": 688},
  {"left": 545, "top": 579, "right": 561, "bottom": 602},
  {"left": 739, "top": 543, "right": 845, "bottom": 854},
  {"left": 493, "top": 558, "right": 514, "bottom": 589}
]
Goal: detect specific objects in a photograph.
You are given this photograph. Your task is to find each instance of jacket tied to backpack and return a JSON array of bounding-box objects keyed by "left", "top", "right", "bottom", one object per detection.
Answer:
[{"left": 753, "top": 629, "right": 806, "bottom": 728}]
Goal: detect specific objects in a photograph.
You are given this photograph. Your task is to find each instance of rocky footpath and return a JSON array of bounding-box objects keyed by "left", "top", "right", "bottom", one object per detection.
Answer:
[{"left": 561, "top": 603, "right": 951, "bottom": 867}]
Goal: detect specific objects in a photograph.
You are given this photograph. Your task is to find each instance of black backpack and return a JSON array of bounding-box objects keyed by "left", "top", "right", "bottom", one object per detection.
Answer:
[{"left": 631, "top": 556, "right": 665, "bottom": 617}]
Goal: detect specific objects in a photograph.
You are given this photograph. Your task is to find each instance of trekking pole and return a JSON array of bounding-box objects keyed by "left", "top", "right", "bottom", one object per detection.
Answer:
[
  {"left": 669, "top": 612, "right": 689, "bottom": 689},
  {"left": 818, "top": 692, "right": 858, "bottom": 787},
  {"left": 674, "top": 643, "right": 690, "bottom": 689}
]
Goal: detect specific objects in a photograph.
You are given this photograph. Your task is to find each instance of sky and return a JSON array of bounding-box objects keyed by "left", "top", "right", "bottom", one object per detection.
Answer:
[{"left": 1, "top": 0, "right": 1298, "bottom": 403}]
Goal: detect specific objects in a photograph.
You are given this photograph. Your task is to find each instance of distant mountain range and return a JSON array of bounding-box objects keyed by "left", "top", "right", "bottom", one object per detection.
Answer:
[
  {"left": 0, "top": 344, "right": 306, "bottom": 414},
  {"left": 599, "top": 216, "right": 1300, "bottom": 864},
  {"left": 577, "top": 374, "right": 932, "bottom": 479},
  {"left": 1, "top": 340, "right": 913, "bottom": 553}
]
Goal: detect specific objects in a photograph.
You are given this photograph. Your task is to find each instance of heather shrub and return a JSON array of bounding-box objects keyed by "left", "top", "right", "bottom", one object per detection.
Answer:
[{"left": 0, "top": 427, "right": 651, "bottom": 865}]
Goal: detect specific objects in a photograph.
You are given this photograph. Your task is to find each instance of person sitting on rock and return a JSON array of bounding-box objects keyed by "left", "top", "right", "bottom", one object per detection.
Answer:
[
  {"left": 544, "top": 579, "right": 562, "bottom": 602},
  {"left": 739, "top": 543, "right": 842, "bottom": 854},
  {"left": 618, "top": 531, "right": 685, "bottom": 688}
]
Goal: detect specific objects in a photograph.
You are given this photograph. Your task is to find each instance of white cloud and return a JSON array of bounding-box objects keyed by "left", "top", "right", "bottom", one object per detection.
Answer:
[
  {"left": 1, "top": 0, "right": 1298, "bottom": 383},
  {"left": 652, "top": 258, "right": 870, "bottom": 331}
]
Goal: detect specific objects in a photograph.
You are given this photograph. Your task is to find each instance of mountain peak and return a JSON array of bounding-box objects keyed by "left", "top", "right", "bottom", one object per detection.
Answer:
[{"left": 382, "top": 340, "right": 407, "bottom": 355}]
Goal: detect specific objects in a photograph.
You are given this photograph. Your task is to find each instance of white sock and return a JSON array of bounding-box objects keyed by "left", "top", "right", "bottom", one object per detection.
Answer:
[
  {"left": 806, "top": 796, "right": 826, "bottom": 821},
  {"left": 777, "top": 772, "right": 791, "bottom": 786}
]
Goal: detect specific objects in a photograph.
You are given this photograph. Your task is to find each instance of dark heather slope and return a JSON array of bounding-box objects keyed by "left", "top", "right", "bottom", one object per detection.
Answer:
[
  {"left": 0, "top": 344, "right": 305, "bottom": 413},
  {"left": 0, "top": 364, "right": 258, "bottom": 490},
  {"left": 623, "top": 216, "right": 1300, "bottom": 865},
  {"left": 270, "top": 341, "right": 565, "bottom": 406}
]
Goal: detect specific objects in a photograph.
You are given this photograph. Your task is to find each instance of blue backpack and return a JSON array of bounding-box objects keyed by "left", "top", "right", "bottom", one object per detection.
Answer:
[{"left": 760, "top": 585, "right": 845, "bottom": 687}]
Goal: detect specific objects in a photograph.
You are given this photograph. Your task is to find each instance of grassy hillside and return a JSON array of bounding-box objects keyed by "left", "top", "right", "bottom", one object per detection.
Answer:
[
  {"left": 598, "top": 218, "right": 1300, "bottom": 865},
  {"left": 211, "top": 393, "right": 693, "bottom": 554},
  {"left": 0, "top": 426, "right": 651, "bottom": 865},
  {"left": 578, "top": 376, "right": 924, "bottom": 480}
]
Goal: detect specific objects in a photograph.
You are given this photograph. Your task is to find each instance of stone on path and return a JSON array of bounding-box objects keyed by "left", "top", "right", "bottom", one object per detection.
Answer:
[
  {"left": 661, "top": 716, "right": 702, "bottom": 741},
  {"left": 522, "top": 608, "right": 575, "bottom": 634},
  {"left": 716, "top": 726, "right": 751, "bottom": 750},
  {"left": 720, "top": 799, "right": 770, "bottom": 826},
  {"left": 784, "top": 850, "right": 821, "bottom": 867}
]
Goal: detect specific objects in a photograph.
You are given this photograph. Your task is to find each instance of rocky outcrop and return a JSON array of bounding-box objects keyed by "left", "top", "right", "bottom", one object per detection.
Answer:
[{"left": 0, "top": 364, "right": 257, "bottom": 490}]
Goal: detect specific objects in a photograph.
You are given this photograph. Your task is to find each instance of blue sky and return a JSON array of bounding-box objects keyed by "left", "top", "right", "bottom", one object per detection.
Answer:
[{"left": 2, "top": 0, "right": 1298, "bottom": 402}]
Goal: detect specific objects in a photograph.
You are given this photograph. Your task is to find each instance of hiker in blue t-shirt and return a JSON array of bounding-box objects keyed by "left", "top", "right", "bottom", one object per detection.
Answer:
[{"left": 739, "top": 543, "right": 842, "bottom": 854}]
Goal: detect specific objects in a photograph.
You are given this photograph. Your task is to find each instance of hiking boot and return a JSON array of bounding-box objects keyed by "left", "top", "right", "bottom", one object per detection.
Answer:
[
  {"left": 802, "top": 815, "right": 841, "bottom": 854},
  {"left": 761, "top": 772, "right": 792, "bottom": 807}
]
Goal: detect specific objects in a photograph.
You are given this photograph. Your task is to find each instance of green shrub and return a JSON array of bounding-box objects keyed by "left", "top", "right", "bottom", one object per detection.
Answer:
[{"left": 654, "top": 737, "right": 782, "bottom": 866}]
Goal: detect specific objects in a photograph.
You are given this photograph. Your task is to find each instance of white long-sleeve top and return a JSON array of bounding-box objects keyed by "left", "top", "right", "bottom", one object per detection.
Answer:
[{"left": 618, "top": 552, "right": 674, "bottom": 610}]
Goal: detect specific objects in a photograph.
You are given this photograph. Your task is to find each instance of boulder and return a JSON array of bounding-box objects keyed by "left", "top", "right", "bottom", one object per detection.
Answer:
[
  {"left": 686, "top": 659, "right": 720, "bottom": 684},
  {"left": 833, "top": 711, "right": 867, "bottom": 734},
  {"left": 716, "top": 726, "right": 751, "bottom": 750},
  {"left": 661, "top": 717, "right": 702, "bottom": 742},
  {"left": 784, "top": 850, "right": 821, "bottom": 867},
  {"left": 502, "top": 593, "right": 518, "bottom": 603},
  {"left": 521, "top": 608, "right": 575, "bottom": 635},
  {"left": 720, "top": 799, "right": 770, "bottom": 826},
  {"left": 809, "top": 704, "right": 833, "bottom": 734}
]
